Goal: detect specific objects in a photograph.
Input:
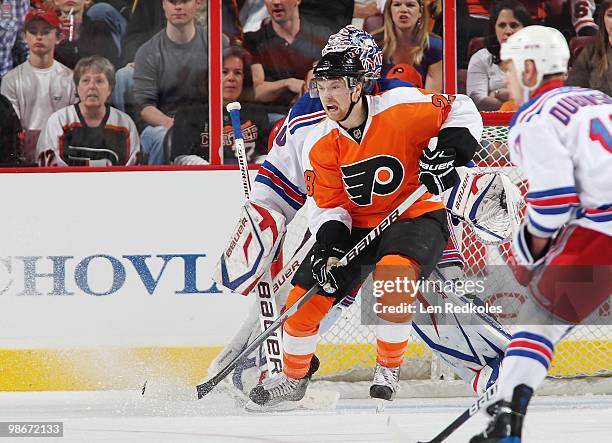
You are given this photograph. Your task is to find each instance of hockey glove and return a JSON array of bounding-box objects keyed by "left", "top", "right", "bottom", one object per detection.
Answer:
[
  {"left": 310, "top": 221, "right": 352, "bottom": 296},
  {"left": 508, "top": 224, "right": 552, "bottom": 286},
  {"left": 418, "top": 147, "right": 459, "bottom": 195}
]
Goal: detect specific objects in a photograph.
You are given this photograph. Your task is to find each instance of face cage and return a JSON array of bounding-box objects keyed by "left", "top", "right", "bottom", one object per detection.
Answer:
[{"left": 308, "top": 76, "right": 361, "bottom": 99}]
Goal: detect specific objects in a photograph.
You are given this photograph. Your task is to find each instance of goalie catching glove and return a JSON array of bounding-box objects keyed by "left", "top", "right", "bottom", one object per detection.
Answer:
[
  {"left": 213, "top": 201, "right": 286, "bottom": 295},
  {"left": 444, "top": 168, "right": 524, "bottom": 244},
  {"left": 310, "top": 221, "right": 352, "bottom": 296}
]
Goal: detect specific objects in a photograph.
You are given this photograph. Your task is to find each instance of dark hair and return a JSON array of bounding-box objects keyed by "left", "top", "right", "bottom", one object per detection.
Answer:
[
  {"left": 0, "top": 94, "right": 25, "bottom": 166},
  {"left": 223, "top": 45, "right": 255, "bottom": 102},
  {"left": 485, "top": 0, "right": 531, "bottom": 63},
  {"left": 594, "top": 0, "right": 612, "bottom": 76}
]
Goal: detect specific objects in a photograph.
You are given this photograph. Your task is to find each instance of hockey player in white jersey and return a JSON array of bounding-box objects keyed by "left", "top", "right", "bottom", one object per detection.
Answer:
[
  {"left": 471, "top": 25, "right": 612, "bottom": 443},
  {"left": 213, "top": 26, "right": 519, "bottom": 405}
]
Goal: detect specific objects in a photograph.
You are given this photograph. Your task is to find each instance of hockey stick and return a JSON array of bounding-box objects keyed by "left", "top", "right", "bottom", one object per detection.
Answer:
[
  {"left": 388, "top": 383, "right": 499, "bottom": 443},
  {"left": 195, "top": 184, "right": 428, "bottom": 399},
  {"left": 227, "top": 101, "right": 284, "bottom": 377},
  {"left": 227, "top": 102, "right": 251, "bottom": 198}
]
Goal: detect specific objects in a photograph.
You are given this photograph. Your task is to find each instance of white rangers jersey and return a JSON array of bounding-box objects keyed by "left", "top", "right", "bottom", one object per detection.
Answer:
[{"left": 508, "top": 82, "right": 612, "bottom": 238}]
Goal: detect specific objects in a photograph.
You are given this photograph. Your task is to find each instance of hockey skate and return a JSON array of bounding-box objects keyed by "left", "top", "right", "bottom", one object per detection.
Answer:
[
  {"left": 246, "top": 355, "right": 319, "bottom": 410},
  {"left": 370, "top": 363, "right": 400, "bottom": 412},
  {"left": 470, "top": 384, "right": 533, "bottom": 443}
]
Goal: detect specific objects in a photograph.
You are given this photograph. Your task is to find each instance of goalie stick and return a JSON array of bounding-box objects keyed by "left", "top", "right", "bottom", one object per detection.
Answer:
[
  {"left": 227, "top": 101, "right": 284, "bottom": 377},
  {"left": 195, "top": 184, "right": 428, "bottom": 399}
]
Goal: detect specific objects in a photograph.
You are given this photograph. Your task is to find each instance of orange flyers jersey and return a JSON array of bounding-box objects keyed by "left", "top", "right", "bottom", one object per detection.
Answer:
[{"left": 302, "top": 87, "right": 482, "bottom": 235}]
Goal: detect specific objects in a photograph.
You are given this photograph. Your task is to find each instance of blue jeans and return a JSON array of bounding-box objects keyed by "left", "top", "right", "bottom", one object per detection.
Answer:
[
  {"left": 140, "top": 126, "right": 169, "bottom": 165},
  {"left": 111, "top": 64, "right": 134, "bottom": 112}
]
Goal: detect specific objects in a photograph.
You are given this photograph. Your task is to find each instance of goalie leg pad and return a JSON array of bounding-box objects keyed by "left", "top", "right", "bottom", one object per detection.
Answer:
[{"left": 213, "top": 201, "right": 286, "bottom": 295}]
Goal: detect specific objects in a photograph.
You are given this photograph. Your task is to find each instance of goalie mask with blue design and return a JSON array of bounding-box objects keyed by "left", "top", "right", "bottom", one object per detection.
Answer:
[{"left": 321, "top": 25, "right": 383, "bottom": 80}]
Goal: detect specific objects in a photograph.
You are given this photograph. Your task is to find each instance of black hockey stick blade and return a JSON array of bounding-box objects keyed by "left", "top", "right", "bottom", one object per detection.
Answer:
[
  {"left": 390, "top": 384, "right": 498, "bottom": 443},
  {"left": 195, "top": 283, "right": 321, "bottom": 399}
]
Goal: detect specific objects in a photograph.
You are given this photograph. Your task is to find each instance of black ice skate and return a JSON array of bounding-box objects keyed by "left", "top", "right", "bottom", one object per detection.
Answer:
[
  {"left": 248, "top": 355, "right": 319, "bottom": 408},
  {"left": 370, "top": 363, "right": 400, "bottom": 401},
  {"left": 470, "top": 384, "right": 533, "bottom": 443}
]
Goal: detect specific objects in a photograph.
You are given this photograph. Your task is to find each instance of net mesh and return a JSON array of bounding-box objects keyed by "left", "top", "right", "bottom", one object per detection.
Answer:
[{"left": 281, "top": 112, "right": 611, "bottom": 381}]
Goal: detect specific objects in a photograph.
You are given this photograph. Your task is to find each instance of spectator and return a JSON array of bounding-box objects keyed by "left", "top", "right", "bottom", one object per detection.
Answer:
[
  {"left": 170, "top": 45, "right": 270, "bottom": 165},
  {"left": 567, "top": 0, "right": 612, "bottom": 95},
  {"left": 374, "top": 0, "right": 443, "bottom": 91},
  {"left": 0, "top": 0, "right": 29, "bottom": 82},
  {"left": 1, "top": 8, "right": 77, "bottom": 162},
  {"left": 36, "top": 55, "right": 140, "bottom": 166},
  {"left": 133, "top": 0, "right": 208, "bottom": 165},
  {"left": 299, "top": 0, "right": 354, "bottom": 35},
  {"left": 119, "top": 0, "right": 166, "bottom": 66},
  {"left": 243, "top": 0, "right": 329, "bottom": 117},
  {"left": 0, "top": 93, "right": 27, "bottom": 165},
  {"left": 53, "top": 0, "right": 127, "bottom": 69},
  {"left": 467, "top": 0, "right": 530, "bottom": 111}
]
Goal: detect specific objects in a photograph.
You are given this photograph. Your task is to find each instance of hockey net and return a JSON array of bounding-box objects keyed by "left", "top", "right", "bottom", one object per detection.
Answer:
[{"left": 281, "top": 112, "right": 611, "bottom": 387}]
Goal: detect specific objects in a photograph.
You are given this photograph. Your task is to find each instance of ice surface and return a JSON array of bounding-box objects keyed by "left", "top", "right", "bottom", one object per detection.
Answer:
[{"left": 0, "top": 389, "right": 610, "bottom": 442}]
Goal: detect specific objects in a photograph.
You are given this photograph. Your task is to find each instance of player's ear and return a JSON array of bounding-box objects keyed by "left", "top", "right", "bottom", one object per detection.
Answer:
[{"left": 523, "top": 60, "right": 538, "bottom": 88}]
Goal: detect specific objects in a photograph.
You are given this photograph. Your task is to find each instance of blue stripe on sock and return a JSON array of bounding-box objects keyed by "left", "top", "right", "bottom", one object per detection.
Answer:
[{"left": 506, "top": 349, "right": 550, "bottom": 370}]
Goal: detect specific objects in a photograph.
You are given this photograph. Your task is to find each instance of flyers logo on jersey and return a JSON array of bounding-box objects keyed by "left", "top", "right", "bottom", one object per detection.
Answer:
[{"left": 341, "top": 155, "right": 404, "bottom": 206}]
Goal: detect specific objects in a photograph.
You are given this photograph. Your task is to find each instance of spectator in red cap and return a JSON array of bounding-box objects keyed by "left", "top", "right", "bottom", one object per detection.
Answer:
[{"left": 1, "top": 7, "right": 77, "bottom": 163}]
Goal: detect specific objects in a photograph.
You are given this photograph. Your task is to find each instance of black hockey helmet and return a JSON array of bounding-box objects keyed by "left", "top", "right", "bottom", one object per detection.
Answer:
[{"left": 313, "top": 48, "right": 366, "bottom": 80}]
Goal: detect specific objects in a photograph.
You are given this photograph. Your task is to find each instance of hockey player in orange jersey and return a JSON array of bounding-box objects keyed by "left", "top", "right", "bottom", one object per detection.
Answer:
[{"left": 249, "top": 48, "right": 483, "bottom": 408}]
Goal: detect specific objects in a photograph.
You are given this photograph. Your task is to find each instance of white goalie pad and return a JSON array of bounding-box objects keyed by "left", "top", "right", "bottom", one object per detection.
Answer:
[
  {"left": 444, "top": 167, "right": 524, "bottom": 244},
  {"left": 213, "top": 201, "right": 287, "bottom": 295}
]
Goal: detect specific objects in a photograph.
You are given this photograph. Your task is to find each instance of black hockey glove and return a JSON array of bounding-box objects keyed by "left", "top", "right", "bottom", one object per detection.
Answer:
[
  {"left": 310, "top": 221, "right": 352, "bottom": 296},
  {"left": 418, "top": 147, "right": 459, "bottom": 195}
]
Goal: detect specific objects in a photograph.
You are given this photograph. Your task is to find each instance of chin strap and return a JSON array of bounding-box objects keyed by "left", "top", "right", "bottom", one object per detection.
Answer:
[{"left": 339, "top": 94, "right": 364, "bottom": 125}]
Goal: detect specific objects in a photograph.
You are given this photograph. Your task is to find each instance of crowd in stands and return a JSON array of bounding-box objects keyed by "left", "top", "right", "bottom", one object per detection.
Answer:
[{"left": 0, "top": 0, "right": 609, "bottom": 167}]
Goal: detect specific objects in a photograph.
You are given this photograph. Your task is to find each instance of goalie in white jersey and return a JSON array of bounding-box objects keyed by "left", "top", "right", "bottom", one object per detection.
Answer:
[
  {"left": 471, "top": 26, "right": 612, "bottom": 443},
  {"left": 213, "top": 26, "right": 521, "bottom": 406}
]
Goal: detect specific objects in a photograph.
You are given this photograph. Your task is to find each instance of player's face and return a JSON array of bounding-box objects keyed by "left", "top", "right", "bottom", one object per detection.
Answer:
[
  {"left": 78, "top": 70, "right": 111, "bottom": 109},
  {"left": 223, "top": 56, "right": 244, "bottom": 103},
  {"left": 389, "top": 0, "right": 422, "bottom": 32},
  {"left": 25, "top": 21, "right": 58, "bottom": 56},
  {"left": 502, "top": 60, "right": 525, "bottom": 105},
  {"left": 163, "top": 0, "right": 202, "bottom": 27},
  {"left": 495, "top": 9, "right": 523, "bottom": 45},
  {"left": 315, "top": 78, "right": 358, "bottom": 121},
  {"left": 53, "top": 0, "right": 85, "bottom": 15},
  {"left": 265, "top": 0, "right": 301, "bottom": 24}
]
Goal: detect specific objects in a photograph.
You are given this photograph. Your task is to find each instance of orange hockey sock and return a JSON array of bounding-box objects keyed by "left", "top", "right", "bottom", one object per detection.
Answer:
[{"left": 282, "top": 285, "right": 334, "bottom": 379}]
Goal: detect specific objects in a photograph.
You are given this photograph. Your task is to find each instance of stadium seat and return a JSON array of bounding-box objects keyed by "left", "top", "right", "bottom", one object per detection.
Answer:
[
  {"left": 363, "top": 14, "right": 384, "bottom": 35},
  {"left": 569, "top": 36, "right": 596, "bottom": 66},
  {"left": 467, "top": 37, "right": 486, "bottom": 60}
]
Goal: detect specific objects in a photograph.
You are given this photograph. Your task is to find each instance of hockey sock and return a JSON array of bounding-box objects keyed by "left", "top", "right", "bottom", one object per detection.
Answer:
[
  {"left": 282, "top": 285, "right": 334, "bottom": 379},
  {"left": 496, "top": 300, "right": 571, "bottom": 401}
]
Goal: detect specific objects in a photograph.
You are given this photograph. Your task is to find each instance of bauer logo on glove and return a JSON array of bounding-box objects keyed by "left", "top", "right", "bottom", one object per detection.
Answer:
[{"left": 418, "top": 147, "right": 459, "bottom": 195}]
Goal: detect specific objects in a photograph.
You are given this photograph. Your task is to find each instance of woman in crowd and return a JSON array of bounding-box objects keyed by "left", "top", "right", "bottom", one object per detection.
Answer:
[
  {"left": 171, "top": 45, "right": 270, "bottom": 165},
  {"left": 375, "top": 0, "right": 443, "bottom": 91},
  {"left": 466, "top": 0, "right": 530, "bottom": 111},
  {"left": 567, "top": 0, "right": 612, "bottom": 96},
  {"left": 36, "top": 55, "right": 140, "bottom": 166}
]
